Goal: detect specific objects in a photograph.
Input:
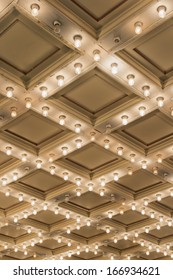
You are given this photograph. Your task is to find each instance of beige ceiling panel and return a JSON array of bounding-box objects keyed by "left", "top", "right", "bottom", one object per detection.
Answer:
[
  {"left": 29, "top": 211, "right": 65, "bottom": 225},
  {"left": 0, "top": 225, "right": 26, "bottom": 238},
  {"left": 72, "top": 226, "right": 105, "bottom": 238},
  {"left": 113, "top": 210, "right": 149, "bottom": 225}
]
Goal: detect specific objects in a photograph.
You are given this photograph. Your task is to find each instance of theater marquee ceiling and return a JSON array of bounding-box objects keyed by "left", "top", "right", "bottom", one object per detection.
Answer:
[{"left": 0, "top": 0, "right": 173, "bottom": 260}]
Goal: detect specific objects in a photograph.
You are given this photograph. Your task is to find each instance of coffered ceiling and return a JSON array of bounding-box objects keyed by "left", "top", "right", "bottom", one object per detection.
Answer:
[{"left": 0, "top": 0, "right": 173, "bottom": 260}]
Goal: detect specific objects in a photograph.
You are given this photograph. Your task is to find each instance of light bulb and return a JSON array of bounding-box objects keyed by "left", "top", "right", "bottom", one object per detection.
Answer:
[
  {"left": 156, "top": 223, "right": 160, "bottom": 230},
  {"left": 67, "top": 227, "right": 71, "bottom": 234},
  {"left": 142, "top": 85, "right": 150, "bottom": 97},
  {"left": 166, "top": 244, "right": 170, "bottom": 250},
  {"left": 36, "top": 160, "right": 42, "bottom": 169},
  {"left": 18, "top": 194, "right": 23, "bottom": 202},
  {"left": 99, "top": 188, "right": 105, "bottom": 196},
  {"left": 73, "top": 35, "right": 82, "bottom": 48},
  {"left": 131, "top": 202, "right": 136, "bottom": 211},
  {"left": 146, "top": 251, "right": 150, "bottom": 256},
  {"left": 100, "top": 178, "right": 105, "bottom": 187},
  {"left": 38, "top": 231, "right": 42, "bottom": 237},
  {"left": 66, "top": 211, "right": 70, "bottom": 219},
  {"left": 157, "top": 154, "right": 162, "bottom": 163},
  {"left": 62, "top": 146, "right": 68, "bottom": 156},
  {"left": 59, "top": 115, "right": 66, "bottom": 125},
  {"left": 57, "top": 236, "right": 62, "bottom": 243},
  {"left": 6, "top": 87, "right": 14, "bottom": 98},
  {"left": 31, "top": 198, "right": 36, "bottom": 206},
  {"left": 76, "top": 223, "right": 80, "bottom": 230},
  {"left": 141, "top": 207, "right": 145, "bottom": 215},
  {"left": 54, "top": 207, "right": 59, "bottom": 215},
  {"left": 153, "top": 167, "right": 158, "bottom": 175},
  {"left": 6, "top": 146, "right": 12, "bottom": 156},
  {"left": 111, "top": 63, "right": 118, "bottom": 74},
  {"left": 75, "top": 123, "right": 81, "bottom": 133},
  {"left": 42, "top": 106, "right": 49, "bottom": 117},
  {"left": 40, "top": 86, "right": 48, "bottom": 98},
  {"left": 130, "top": 153, "right": 135, "bottom": 162},
  {"left": 134, "top": 21, "right": 143, "bottom": 34},
  {"left": 75, "top": 139, "right": 82, "bottom": 149},
  {"left": 2, "top": 178, "right": 7, "bottom": 186},
  {"left": 159, "top": 216, "right": 164, "bottom": 223},
  {"left": 108, "top": 211, "right": 113, "bottom": 219},
  {"left": 167, "top": 219, "right": 172, "bottom": 227},
  {"left": 76, "top": 188, "right": 81, "bottom": 197},
  {"left": 121, "top": 115, "right": 128, "bottom": 125},
  {"left": 25, "top": 97, "right": 32, "bottom": 109},
  {"left": 141, "top": 160, "right": 147, "bottom": 169},
  {"left": 21, "top": 153, "right": 27, "bottom": 162},
  {"left": 90, "top": 132, "right": 96, "bottom": 141},
  {"left": 63, "top": 172, "right": 69, "bottom": 181},
  {"left": 141, "top": 241, "right": 145, "bottom": 247},
  {"left": 128, "top": 167, "right": 133, "bottom": 175},
  {"left": 164, "top": 251, "right": 167, "bottom": 256},
  {"left": 23, "top": 212, "right": 28, "bottom": 219},
  {"left": 4, "top": 244, "right": 8, "bottom": 250},
  {"left": 74, "top": 63, "right": 82, "bottom": 75},
  {"left": 13, "top": 172, "right": 18, "bottom": 181},
  {"left": 104, "top": 139, "right": 110, "bottom": 149},
  {"left": 93, "top": 49, "right": 100, "bottom": 61},
  {"left": 88, "top": 182, "right": 94, "bottom": 191},
  {"left": 156, "top": 247, "right": 160, "bottom": 253},
  {"left": 110, "top": 255, "right": 114, "bottom": 260},
  {"left": 86, "top": 219, "right": 91, "bottom": 226},
  {"left": 14, "top": 216, "right": 18, "bottom": 223},
  {"left": 120, "top": 208, "right": 124, "bottom": 215},
  {"left": 53, "top": 20, "right": 61, "bottom": 34},
  {"left": 5, "top": 189, "right": 10, "bottom": 197},
  {"left": 33, "top": 208, "right": 37, "bottom": 215},
  {"left": 75, "top": 178, "right": 81, "bottom": 186},
  {"left": 31, "top": 240, "right": 35, "bottom": 247},
  {"left": 11, "top": 107, "right": 17, "bottom": 117},
  {"left": 134, "top": 232, "right": 138, "bottom": 238},
  {"left": 124, "top": 234, "right": 128, "bottom": 240},
  {"left": 117, "top": 146, "right": 123, "bottom": 156},
  {"left": 85, "top": 246, "right": 89, "bottom": 253},
  {"left": 156, "top": 193, "right": 162, "bottom": 201},
  {"left": 143, "top": 198, "right": 149, "bottom": 206},
  {"left": 49, "top": 165, "right": 56, "bottom": 175},
  {"left": 157, "top": 5, "right": 167, "bottom": 18},
  {"left": 67, "top": 240, "right": 71, "bottom": 247},
  {"left": 43, "top": 203, "right": 48, "bottom": 211},
  {"left": 56, "top": 75, "right": 64, "bottom": 87},
  {"left": 138, "top": 106, "right": 146, "bottom": 116},
  {"left": 106, "top": 226, "right": 110, "bottom": 233},
  {"left": 27, "top": 227, "right": 32, "bottom": 234},
  {"left": 113, "top": 173, "right": 119, "bottom": 181},
  {"left": 170, "top": 189, "right": 173, "bottom": 197},
  {"left": 156, "top": 96, "right": 164, "bottom": 107},
  {"left": 114, "top": 237, "right": 118, "bottom": 243},
  {"left": 127, "top": 74, "right": 135, "bottom": 86},
  {"left": 150, "top": 212, "right": 155, "bottom": 219},
  {"left": 30, "top": 3, "right": 40, "bottom": 16},
  {"left": 14, "top": 247, "right": 18, "bottom": 252}
]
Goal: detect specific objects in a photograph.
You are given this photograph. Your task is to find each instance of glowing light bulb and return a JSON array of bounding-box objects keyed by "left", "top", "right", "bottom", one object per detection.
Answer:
[
  {"left": 74, "top": 63, "right": 82, "bottom": 75},
  {"left": 21, "top": 153, "right": 27, "bottom": 162},
  {"left": 134, "top": 232, "right": 138, "bottom": 238},
  {"left": 114, "top": 237, "right": 118, "bottom": 243},
  {"left": 30, "top": 3, "right": 40, "bottom": 16},
  {"left": 18, "top": 194, "right": 23, "bottom": 202},
  {"left": 75, "top": 139, "right": 82, "bottom": 149},
  {"left": 42, "top": 106, "right": 49, "bottom": 117},
  {"left": 75, "top": 178, "right": 81, "bottom": 187},
  {"left": 23, "top": 212, "right": 28, "bottom": 219},
  {"left": 36, "top": 160, "right": 42, "bottom": 169},
  {"left": 99, "top": 188, "right": 105, "bottom": 196},
  {"left": 156, "top": 193, "right": 162, "bottom": 201},
  {"left": 73, "top": 35, "right": 82, "bottom": 48},
  {"left": 49, "top": 165, "right": 56, "bottom": 175},
  {"left": 67, "top": 227, "right": 71, "bottom": 234},
  {"left": 104, "top": 139, "right": 110, "bottom": 149},
  {"left": 14, "top": 216, "right": 18, "bottom": 223},
  {"left": 100, "top": 178, "right": 105, "bottom": 187},
  {"left": 86, "top": 219, "right": 91, "bottom": 226},
  {"left": 59, "top": 115, "right": 66, "bottom": 125},
  {"left": 40, "top": 86, "right": 48, "bottom": 98},
  {"left": 111, "top": 63, "right": 118, "bottom": 74},
  {"left": 11, "top": 107, "right": 17, "bottom": 117},
  {"left": 88, "top": 182, "right": 94, "bottom": 191},
  {"left": 153, "top": 167, "right": 158, "bottom": 175},
  {"left": 14, "top": 247, "right": 18, "bottom": 252},
  {"left": 33, "top": 208, "right": 37, "bottom": 215},
  {"left": 120, "top": 208, "right": 124, "bottom": 215},
  {"left": 121, "top": 115, "right": 128, "bottom": 125},
  {"left": 157, "top": 154, "right": 162, "bottom": 163},
  {"left": 62, "top": 146, "right": 68, "bottom": 156},
  {"left": 156, "top": 223, "right": 160, "bottom": 230},
  {"left": 134, "top": 21, "right": 143, "bottom": 34},
  {"left": 131, "top": 202, "right": 136, "bottom": 211},
  {"left": 143, "top": 198, "right": 149, "bottom": 206},
  {"left": 31, "top": 240, "right": 35, "bottom": 247},
  {"left": 43, "top": 203, "right": 48, "bottom": 211},
  {"left": 2, "top": 178, "right": 7, "bottom": 186},
  {"left": 56, "top": 75, "right": 64, "bottom": 87},
  {"left": 108, "top": 211, "right": 113, "bottom": 219},
  {"left": 66, "top": 211, "right": 70, "bottom": 219},
  {"left": 93, "top": 49, "right": 100, "bottom": 61},
  {"left": 141, "top": 207, "right": 145, "bottom": 215},
  {"left": 113, "top": 173, "right": 119, "bottom": 182},
  {"left": 156, "top": 96, "right": 164, "bottom": 107},
  {"left": 150, "top": 212, "right": 155, "bottom": 219},
  {"left": 75, "top": 123, "right": 81, "bottom": 133},
  {"left": 124, "top": 234, "right": 128, "bottom": 240},
  {"left": 13, "top": 172, "right": 18, "bottom": 181},
  {"left": 31, "top": 198, "right": 36, "bottom": 206},
  {"left": 54, "top": 207, "right": 59, "bottom": 215},
  {"left": 157, "top": 5, "right": 167, "bottom": 18},
  {"left": 5, "top": 189, "right": 10, "bottom": 197},
  {"left": 6, "top": 87, "right": 14, "bottom": 98},
  {"left": 57, "top": 236, "right": 62, "bottom": 243},
  {"left": 159, "top": 216, "right": 164, "bottom": 223},
  {"left": 76, "top": 188, "right": 81, "bottom": 197},
  {"left": 25, "top": 97, "right": 32, "bottom": 109},
  {"left": 106, "top": 226, "right": 111, "bottom": 233},
  {"left": 167, "top": 219, "right": 172, "bottom": 227},
  {"left": 127, "top": 167, "right": 133, "bottom": 175},
  {"left": 117, "top": 146, "right": 123, "bottom": 156},
  {"left": 142, "top": 85, "right": 150, "bottom": 97},
  {"left": 127, "top": 74, "right": 135, "bottom": 86},
  {"left": 85, "top": 246, "right": 89, "bottom": 253},
  {"left": 166, "top": 244, "right": 170, "bottom": 250},
  {"left": 156, "top": 247, "right": 160, "bottom": 253},
  {"left": 27, "top": 227, "right": 32, "bottom": 234},
  {"left": 139, "top": 106, "right": 146, "bottom": 116},
  {"left": 76, "top": 223, "right": 80, "bottom": 230},
  {"left": 6, "top": 146, "right": 12, "bottom": 156},
  {"left": 67, "top": 240, "right": 71, "bottom": 247},
  {"left": 130, "top": 153, "right": 135, "bottom": 162},
  {"left": 141, "top": 241, "right": 145, "bottom": 247},
  {"left": 90, "top": 132, "right": 96, "bottom": 141},
  {"left": 141, "top": 160, "right": 147, "bottom": 169},
  {"left": 63, "top": 172, "right": 69, "bottom": 181}
]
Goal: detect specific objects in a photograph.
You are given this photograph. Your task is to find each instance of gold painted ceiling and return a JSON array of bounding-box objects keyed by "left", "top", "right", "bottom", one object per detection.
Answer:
[{"left": 0, "top": 0, "right": 173, "bottom": 260}]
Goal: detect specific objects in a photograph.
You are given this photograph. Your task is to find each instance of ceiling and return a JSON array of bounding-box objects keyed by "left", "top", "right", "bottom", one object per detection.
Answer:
[{"left": 0, "top": 0, "right": 173, "bottom": 260}]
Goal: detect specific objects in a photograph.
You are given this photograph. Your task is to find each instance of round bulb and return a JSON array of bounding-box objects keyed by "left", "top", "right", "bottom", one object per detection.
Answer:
[
  {"left": 113, "top": 173, "right": 119, "bottom": 181},
  {"left": 117, "top": 147, "right": 123, "bottom": 156},
  {"left": 6, "top": 87, "right": 14, "bottom": 98},
  {"left": 76, "top": 188, "right": 81, "bottom": 197},
  {"left": 111, "top": 63, "right": 118, "bottom": 74},
  {"left": 11, "top": 107, "right": 17, "bottom": 117},
  {"left": 93, "top": 49, "right": 100, "bottom": 61},
  {"left": 25, "top": 97, "right": 32, "bottom": 109},
  {"left": 6, "top": 146, "right": 12, "bottom": 155},
  {"left": 134, "top": 21, "right": 143, "bottom": 34},
  {"left": 59, "top": 115, "right": 66, "bottom": 125},
  {"left": 75, "top": 178, "right": 81, "bottom": 186},
  {"left": 62, "top": 146, "right": 68, "bottom": 156},
  {"left": 141, "top": 160, "right": 147, "bottom": 169},
  {"left": 31, "top": 3, "right": 40, "bottom": 16},
  {"left": 42, "top": 106, "right": 49, "bottom": 117},
  {"left": 75, "top": 124, "right": 81, "bottom": 133},
  {"left": 156, "top": 96, "right": 164, "bottom": 107},
  {"left": 75, "top": 139, "right": 82, "bottom": 149},
  {"left": 157, "top": 5, "right": 167, "bottom": 18},
  {"left": 74, "top": 63, "right": 82, "bottom": 75},
  {"left": 63, "top": 172, "right": 69, "bottom": 181},
  {"left": 139, "top": 106, "right": 146, "bottom": 116},
  {"left": 99, "top": 189, "right": 105, "bottom": 196},
  {"left": 104, "top": 139, "right": 110, "bottom": 149},
  {"left": 142, "top": 85, "right": 150, "bottom": 97},
  {"left": 88, "top": 182, "right": 94, "bottom": 191},
  {"left": 121, "top": 115, "right": 129, "bottom": 125},
  {"left": 100, "top": 178, "right": 105, "bottom": 187},
  {"left": 40, "top": 86, "right": 48, "bottom": 98},
  {"left": 127, "top": 74, "right": 135, "bottom": 86},
  {"left": 21, "top": 153, "right": 27, "bottom": 162},
  {"left": 56, "top": 75, "right": 64, "bottom": 87},
  {"left": 36, "top": 160, "right": 42, "bottom": 169},
  {"left": 73, "top": 35, "right": 82, "bottom": 48},
  {"left": 49, "top": 166, "right": 56, "bottom": 175}
]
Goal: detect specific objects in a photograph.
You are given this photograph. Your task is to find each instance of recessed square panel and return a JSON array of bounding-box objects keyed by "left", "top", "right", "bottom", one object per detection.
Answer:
[
  {"left": 4, "top": 111, "right": 63, "bottom": 145},
  {"left": 0, "top": 20, "right": 57, "bottom": 73},
  {"left": 0, "top": 225, "right": 26, "bottom": 238},
  {"left": 121, "top": 112, "right": 173, "bottom": 146},
  {"left": 69, "top": 192, "right": 110, "bottom": 209},
  {"left": 71, "top": 0, "right": 127, "bottom": 20},
  {"left": 113, "top": 210, "right": 148, "bottom": 225},
  {"left": 6, "top": 251, "right": 32, "bottom": 260},
  {"left": 38, "top": 239, "right": 65, "bottom": 250},
  {"left": 109, "top": 239, "right": 137, "bottom": 250},
  {"left": 72, "top": 226, "right": 105, "bottom": 238},
  {"left": 159, "top": 197, "right": 173, "bottom": 210},
  {"left": 0, "top": 192, "right": 19, "bottom": 209},
  {"left": 30, "top": 211, "right": 65, "bottom": 225},
  {"left": 64, "top": 74, "right": 126, "bottom": 113},
  {"left": 74, "top": 251, "right": 102, "bottom": 259},
  {"left": 141, "top": 251, "right": 164, "bottom": 260},
  {"left": 149, "top": 226, "right": 173, "bottom": 239},
  {"left": 19, "top": 170, "right": 64, "bottom": 192},
  {"left": 118, "top": 170, "right": 161, "bottom": 192},
  {"left": 64, "top": 143, "right": 119, "bottom": 171}
]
